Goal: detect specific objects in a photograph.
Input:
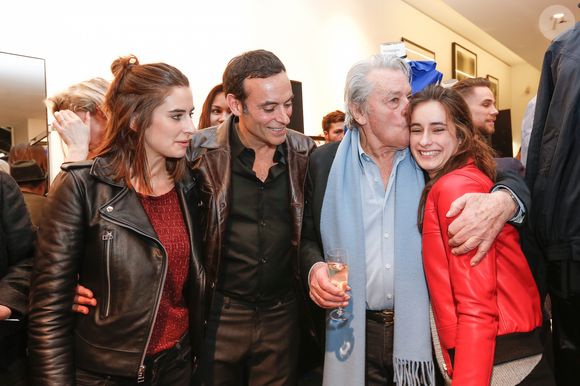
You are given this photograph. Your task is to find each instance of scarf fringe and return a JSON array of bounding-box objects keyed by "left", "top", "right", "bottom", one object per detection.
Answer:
[{"left": 393, "top": 358, "right": 436, "bottom": 386}]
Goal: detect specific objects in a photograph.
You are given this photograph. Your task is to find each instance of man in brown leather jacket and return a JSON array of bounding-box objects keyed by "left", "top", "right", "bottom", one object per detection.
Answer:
[{"left": 188, "top": 49, "right": 316, "bottom": 385}]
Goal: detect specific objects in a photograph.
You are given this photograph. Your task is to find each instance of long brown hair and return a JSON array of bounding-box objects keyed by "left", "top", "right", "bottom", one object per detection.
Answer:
[
  {"left": 95, "top": 55, "right": 190, "bottom": 194},
  {"left": 198, "top": 83, "right": 223, "bottom": 129},
  {"left": 407, "top": 85, "right": 496, "bottom": 229}
]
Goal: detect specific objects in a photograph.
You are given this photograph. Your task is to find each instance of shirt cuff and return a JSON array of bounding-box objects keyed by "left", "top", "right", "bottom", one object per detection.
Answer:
[
  {"left": 308, "top": 261, "right": 327, "bottom": 286},
  {"left": 492, "top": 184, "right": 525, "bottom": 224}
]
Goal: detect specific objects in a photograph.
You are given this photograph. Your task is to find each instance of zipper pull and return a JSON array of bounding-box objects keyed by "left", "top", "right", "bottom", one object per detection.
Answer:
[
  {"left": 137, "top": 365, "right": 146, "bottom": 383},
  {"left": 102, "top": 230, "right": 113, "bottom": 241}
]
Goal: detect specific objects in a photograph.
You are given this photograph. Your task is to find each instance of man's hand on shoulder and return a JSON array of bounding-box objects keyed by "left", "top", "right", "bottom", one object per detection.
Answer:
[{"left": 447, "top": 190, "right": 516, "bottom": 265}]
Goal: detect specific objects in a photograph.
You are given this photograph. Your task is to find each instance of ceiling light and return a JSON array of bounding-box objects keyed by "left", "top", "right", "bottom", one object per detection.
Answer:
[{"left": 539, "top": 5, "right": 576, "bottom": 40}]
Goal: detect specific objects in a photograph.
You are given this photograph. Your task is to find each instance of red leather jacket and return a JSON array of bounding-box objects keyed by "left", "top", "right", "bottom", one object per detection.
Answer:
[{"left": 422, "top": 162, "right": 542, "bottom": 385}]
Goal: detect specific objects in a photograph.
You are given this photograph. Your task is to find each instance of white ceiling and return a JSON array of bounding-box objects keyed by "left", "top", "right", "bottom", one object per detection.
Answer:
[{"left": 404, "top": 0, "right": 579, "bottom": 70}]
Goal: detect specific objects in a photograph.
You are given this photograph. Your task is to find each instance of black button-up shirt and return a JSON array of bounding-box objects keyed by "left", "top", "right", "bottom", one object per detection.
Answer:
[{"left": 218, "top": 123, "right": 293, "bottom": 303}]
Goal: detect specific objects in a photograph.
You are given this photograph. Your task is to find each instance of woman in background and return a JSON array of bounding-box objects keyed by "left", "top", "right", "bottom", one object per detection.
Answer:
[
  {"left": 197, "top": 83, "right": 230, "bottom": 129},
  {"left": 46, "top": 77, "right": 109, "bottom": 162},
  {"left": 28, "top": 55, "right": 204, "bottom": 386},
  {"left": 408, "top": 85, "right": 553, "bottom": 385}
]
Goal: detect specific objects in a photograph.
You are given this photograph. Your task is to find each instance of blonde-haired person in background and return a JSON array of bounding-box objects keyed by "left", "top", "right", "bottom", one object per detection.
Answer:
[{"left": 46, "top": 77, "right": 109, "bottom": 162}]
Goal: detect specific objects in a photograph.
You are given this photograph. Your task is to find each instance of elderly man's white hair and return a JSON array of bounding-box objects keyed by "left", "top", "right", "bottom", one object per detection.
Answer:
[{"left": 344, "top": 54, "right": 411, "bottom": 130}]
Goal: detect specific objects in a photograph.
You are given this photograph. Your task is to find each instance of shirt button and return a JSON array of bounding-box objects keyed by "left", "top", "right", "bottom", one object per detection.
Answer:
[
  {"left": 385, "top": 264, "right": 392, "bottom": 270},
  {"left": 387, "top": 293, "right": 393, "bottom": 300},
  {"left": 260, "top": 220, "right": 266, "bottom": 226},
  {"left": 260, "top": 258, "right": 267, "bottom": 264},
  {"left": 106, "top": 206, "right": 114, "bottom": 212},
  {"left": 383, "top": 233, "right": 389, "bottom": 239}
]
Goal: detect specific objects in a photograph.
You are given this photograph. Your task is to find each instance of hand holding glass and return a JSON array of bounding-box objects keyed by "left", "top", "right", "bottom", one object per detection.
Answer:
[{"left": 326, "top": 248, "right": 350, "bottom": 322}]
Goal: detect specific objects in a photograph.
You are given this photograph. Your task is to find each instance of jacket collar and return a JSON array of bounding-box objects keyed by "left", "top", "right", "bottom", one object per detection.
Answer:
[
  {"left": 89, "top": 155, "right": 125, "bottom": 187},
  {"left": 189, "top": 114, "right": 312, "bottom": 157},
  {"left": 89, "top": 154, "right": 195, "bottom": 193}
]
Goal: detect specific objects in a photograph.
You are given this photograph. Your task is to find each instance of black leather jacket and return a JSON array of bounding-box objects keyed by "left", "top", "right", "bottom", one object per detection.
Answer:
[
  {"left": 187, "top": 116, "right": 317, "bottom": 336},
  {"left": 0, "top": 171, "right": 34, "bottom": 368},
  {"left": 28, "top": 157, "right": 205, "bottom": 385},
  {"left": 524, "top": 23, "right": 580, "bottom": 298}
]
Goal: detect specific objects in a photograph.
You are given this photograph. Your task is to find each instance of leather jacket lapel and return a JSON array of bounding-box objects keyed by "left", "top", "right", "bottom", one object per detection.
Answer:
[{"left": 98, "top": 187, "right": 158, "bottom": 241}]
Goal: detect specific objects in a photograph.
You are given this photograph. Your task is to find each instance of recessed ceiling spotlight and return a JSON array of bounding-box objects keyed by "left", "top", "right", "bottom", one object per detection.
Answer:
[{"left": 539, "top": 5, "right": 576, "bottom": 40}]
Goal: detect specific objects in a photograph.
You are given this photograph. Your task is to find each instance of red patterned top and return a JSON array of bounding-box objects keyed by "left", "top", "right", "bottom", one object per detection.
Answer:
[{"left": 140, "top": 188, "right": 190, "bottom": 355}]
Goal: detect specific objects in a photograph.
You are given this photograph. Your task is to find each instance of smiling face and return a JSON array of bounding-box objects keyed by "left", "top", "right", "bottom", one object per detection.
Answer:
[
  {"left": 463, "top": 86, "right": 498, "bottom": 135},
  {"left": 209, "top": 91, "right": 231, "bottom": 127},
  {"left": 143, "top": 86, "right": 195, "bottom": 166},
  {"left": 229, "top": 71, "right": 293, "bottom": 149},
  {"left": 410, "top": 100, "right": 460, "bottom": 178}
]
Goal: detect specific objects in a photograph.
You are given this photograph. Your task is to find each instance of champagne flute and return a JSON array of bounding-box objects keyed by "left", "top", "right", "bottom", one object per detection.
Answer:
[{"left": 326, "top": 248, "right": 350, "bottom": 322}]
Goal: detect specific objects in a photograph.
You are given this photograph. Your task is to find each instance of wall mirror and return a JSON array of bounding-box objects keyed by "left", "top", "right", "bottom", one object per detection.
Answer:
[{"left": 0, "top": 52, "right": 47, "bottom": 160}]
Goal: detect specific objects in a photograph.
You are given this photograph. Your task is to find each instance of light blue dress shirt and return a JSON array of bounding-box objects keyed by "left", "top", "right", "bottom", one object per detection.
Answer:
[{"left": 357, "top": 137, "right": 408, "bottom": 311}]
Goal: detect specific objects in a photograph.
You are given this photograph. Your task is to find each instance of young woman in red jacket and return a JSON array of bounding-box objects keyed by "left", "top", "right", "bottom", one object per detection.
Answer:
[{"left": 407, "top": 85, "right": 553, "bottom": 385}]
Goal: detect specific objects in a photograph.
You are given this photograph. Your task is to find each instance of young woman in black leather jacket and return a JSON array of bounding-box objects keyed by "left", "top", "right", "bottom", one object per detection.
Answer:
[{"left": 28, "top": 55, "right": 205, "bottom": 386}]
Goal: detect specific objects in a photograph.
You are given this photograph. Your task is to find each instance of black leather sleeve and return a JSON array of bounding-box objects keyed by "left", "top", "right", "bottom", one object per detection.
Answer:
[
  {"left": 0, "top": 172, "right": 34, "bottom": 317},
  {"left": 28, "top": 170, "right": 86, "bottom": 386}
]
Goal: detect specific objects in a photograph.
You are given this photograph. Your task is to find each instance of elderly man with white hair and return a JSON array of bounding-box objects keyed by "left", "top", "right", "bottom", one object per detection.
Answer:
[{"left": 300, "top": 54, "right": 529, "bottom": 386}]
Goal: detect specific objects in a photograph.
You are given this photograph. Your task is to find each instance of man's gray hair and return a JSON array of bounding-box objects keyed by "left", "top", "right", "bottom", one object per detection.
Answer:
[{"left": 344, "top": 54, "right": 411, "bottom": 130}]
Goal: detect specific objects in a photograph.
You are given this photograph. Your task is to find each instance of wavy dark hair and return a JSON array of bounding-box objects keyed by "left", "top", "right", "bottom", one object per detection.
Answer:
[
  {"left": 198, "top": 83, "right": 223, "bottom": 129},
  {"left": 407, "top": 85, "right": 496, "bottom": 229},
  {"left": 94, "top": 55, "right": 190, "bottom": 194}
]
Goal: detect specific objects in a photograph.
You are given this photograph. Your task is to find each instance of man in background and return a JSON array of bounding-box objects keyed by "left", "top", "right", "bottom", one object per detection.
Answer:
[
  {"left": 321, "top": 110, "right": 345, "bottom": 143},
  {"left": 452, "top": 77, "right": 498, "bottom": 136},
  {"left": 453, "top": 77, "right": 524, "bottom": 176}
]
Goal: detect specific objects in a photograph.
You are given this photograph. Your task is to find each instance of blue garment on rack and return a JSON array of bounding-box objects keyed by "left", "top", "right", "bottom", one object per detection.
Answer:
[{"left": 409, "top": 61, "right": 442, "bottom": 94}]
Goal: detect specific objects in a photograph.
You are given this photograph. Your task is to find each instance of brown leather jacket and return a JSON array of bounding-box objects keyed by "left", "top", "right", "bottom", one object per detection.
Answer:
[
  {"left": 28, "top": 156, "right": 205, "bottom": 385},
  {"left": 187, "top": 116, "right": 316, "bottom": 329}
]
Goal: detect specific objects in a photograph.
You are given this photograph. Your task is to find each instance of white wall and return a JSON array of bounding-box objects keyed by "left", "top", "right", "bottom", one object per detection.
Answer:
[
  {"left": 4, "top": 0, "right": 538, "bottom": 155},
  {"left": 510, "top": 63, "right": 541, "bottom": 153}
]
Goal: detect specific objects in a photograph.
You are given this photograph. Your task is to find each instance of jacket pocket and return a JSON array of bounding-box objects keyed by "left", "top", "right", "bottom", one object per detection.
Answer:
[{"left": 100, "top": 229, "right": 113, "bottom": 319}]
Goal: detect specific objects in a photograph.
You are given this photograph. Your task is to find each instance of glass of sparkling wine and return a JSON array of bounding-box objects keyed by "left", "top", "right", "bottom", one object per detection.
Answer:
[{"left": 326, "top": 248, "right": 350, "bottom": 322}]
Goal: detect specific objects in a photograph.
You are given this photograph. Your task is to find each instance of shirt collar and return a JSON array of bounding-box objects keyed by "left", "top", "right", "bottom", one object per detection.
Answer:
[
  {"left": 229, "top": 119, "right": 287, "bottom": 164},
  {"left": 355, "top": 130, "right": 408, "bottom": 170}
]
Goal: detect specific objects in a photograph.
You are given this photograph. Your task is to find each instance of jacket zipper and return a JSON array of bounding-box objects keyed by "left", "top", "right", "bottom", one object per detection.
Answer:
[
  {"left": 101, "top": 216, "right": 168, "bottom": 384},
  {"left": 137, "top": 243, "right": 167, "bottom": 383},
  {"left": 101, "top": 230, "right": 113, "bottom": 319}
]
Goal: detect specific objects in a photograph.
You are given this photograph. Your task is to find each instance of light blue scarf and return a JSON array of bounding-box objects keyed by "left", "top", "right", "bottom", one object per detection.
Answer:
[{"left": 320, "top": 129, "right": 434, "bottom": 385}]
